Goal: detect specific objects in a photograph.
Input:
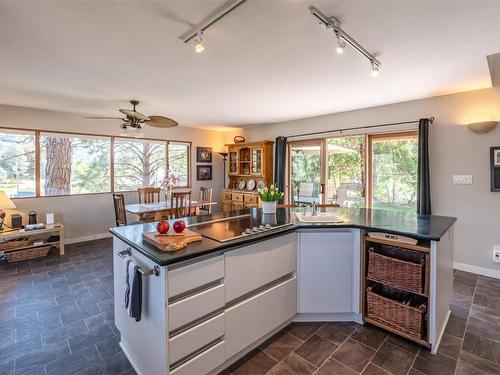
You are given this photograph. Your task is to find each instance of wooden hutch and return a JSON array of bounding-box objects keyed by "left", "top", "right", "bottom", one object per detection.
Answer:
[{"left": 221, "top": 140, "right": 273, "bottom": 212}]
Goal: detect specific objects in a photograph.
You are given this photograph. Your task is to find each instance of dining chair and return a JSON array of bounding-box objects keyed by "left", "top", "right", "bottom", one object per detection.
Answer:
[
  {"left": 198, "top": 187, "right": 213, "bottom": 215},
  {"left": 113, "top": 193, "right": 128, "bottom": 226},
  {"left": 137, "top": 187, "right": 161, "bottom": 222},
  {"left": 155, "top": 191, "right": 192, "bottom": 220}
]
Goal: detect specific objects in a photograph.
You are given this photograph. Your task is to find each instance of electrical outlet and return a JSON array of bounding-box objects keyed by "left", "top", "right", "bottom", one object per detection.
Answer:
[
  {"left": 453, "top": 175, "right": 473, "bottom": 184},
  {"left": 493, "top": 246, "right": 500, "bottom": 264}
]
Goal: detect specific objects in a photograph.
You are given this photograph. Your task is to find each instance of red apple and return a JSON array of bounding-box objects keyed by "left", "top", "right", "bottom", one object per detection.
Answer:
[
  {"left": 173, "top": 220, "right": 186, "bottom": 233},
  {"left": 156, "top": 220, "right": 169, "bottom": 234}
]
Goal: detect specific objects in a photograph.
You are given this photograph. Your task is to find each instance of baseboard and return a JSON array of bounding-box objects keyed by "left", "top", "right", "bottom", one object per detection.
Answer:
[
  {"left": 294, "top": 312, "right": 363, "bottom": 325},
  {"left": 65, "top": 232, "right": 112, "bottom": 245},
  {"left": 454, "top": 262, "right": 500, "bottom": 279}
]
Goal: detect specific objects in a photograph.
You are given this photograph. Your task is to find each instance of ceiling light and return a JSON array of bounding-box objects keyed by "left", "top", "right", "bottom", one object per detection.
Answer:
[
  {"left": 336, "top": 37, "right": 346, "bottom": 54},
  {"left": 371, "top": 62, "right": 380, "bottom": 77},
  {"left": 194, "top": 32, "right": 205, "bottom": 53}
]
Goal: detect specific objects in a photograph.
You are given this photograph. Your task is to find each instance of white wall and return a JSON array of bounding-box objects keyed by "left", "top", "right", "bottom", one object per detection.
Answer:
[
  {"left": 0, "top": 104, "right": 226, "bottom": 242},
  {"left": 230, "top": 87, "right": 500, "bottom": 276}
]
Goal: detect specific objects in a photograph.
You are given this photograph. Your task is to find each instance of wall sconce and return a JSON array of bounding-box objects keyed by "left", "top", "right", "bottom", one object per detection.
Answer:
[{"left": 467, "top": 121, "right": 498, "bottom": 134}]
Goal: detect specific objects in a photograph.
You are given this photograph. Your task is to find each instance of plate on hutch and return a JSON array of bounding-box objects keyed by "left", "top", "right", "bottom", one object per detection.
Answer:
[
  {"left": 257, "top": 180, "right": 266, "bottom": 190},
  {"left": 238, "top": 180, "right": 246, "bottom": 190},
  {"left": 247, "top": 179, "right": 256, "bottom": 191}
]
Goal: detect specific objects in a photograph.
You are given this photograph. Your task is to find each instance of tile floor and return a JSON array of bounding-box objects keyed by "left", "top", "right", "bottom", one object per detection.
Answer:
[{"left": 1, "top": 239, "right": 499, "bottom": 374}]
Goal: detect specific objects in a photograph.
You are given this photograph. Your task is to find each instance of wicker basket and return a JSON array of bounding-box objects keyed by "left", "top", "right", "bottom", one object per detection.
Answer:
[
  {"left": 367, "top": 286, "right": 426, "bottom": 339},
  {"left": 367, "top": 248, "right": 425, "bottom": 294},
  {"left": 0, "top": 237, "right": 33, "bottom": 251},
  {"left": 5, "top": 246, "right": 51, "bottom": 263}
]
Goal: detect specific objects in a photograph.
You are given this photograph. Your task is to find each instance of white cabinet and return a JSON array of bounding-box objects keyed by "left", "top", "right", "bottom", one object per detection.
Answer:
[
  {"left": 298, "top": 230, "right": 357, "bottom": 314},
  {"left": 225, "top": 233, "right": 296, "bottom": 302},
  {"left": 225, "top": 277, "right": 297, "bottom": 360}
]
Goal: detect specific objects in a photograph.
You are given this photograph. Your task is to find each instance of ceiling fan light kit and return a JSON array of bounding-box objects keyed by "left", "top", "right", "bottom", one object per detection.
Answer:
[
  {"left": 309, "top": 6, "right": 382, "bottom": 77},
  {"left": 84, "top": 100, "right": 178, "bottom": 135}
]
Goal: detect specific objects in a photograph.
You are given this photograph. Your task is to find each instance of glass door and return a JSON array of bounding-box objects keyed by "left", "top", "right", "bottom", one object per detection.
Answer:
[
  {"left": 251, "top": 148, "right": 263, "bottom": 175},
  {"left": 289, "top": 140, "right": 326, "bottom": 205}
]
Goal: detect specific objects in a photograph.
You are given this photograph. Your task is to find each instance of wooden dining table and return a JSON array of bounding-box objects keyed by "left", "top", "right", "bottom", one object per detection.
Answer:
[{"left": 125, "top": 200, "right": 218, "bottom": 219}]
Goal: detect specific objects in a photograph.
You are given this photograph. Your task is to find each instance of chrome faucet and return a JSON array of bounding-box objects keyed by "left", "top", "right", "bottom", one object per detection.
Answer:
[{"left": 311, "top": 201, "right": 318, "bottom": 216}]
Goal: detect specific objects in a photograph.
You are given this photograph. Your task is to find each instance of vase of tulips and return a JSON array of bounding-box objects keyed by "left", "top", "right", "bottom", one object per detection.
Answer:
[
  {"left": 258, "top": 184, "right": 284, "bottom": 214},
  {"left": 161, "top": 170, "right": 179, "bottom": 202}
]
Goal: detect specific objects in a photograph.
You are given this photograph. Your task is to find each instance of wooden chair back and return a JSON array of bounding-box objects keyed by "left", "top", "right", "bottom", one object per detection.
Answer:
[
  {"left": 171, "top": 191, "right": 192, "bottom": 219},
  {"left": 318, "top": 203, "right": 341, "bottom": 208},
  {"left": 138, "top": 187, "right": 161, "bottom": 204},
  {"left": 113, "top": 193, "right": 127, "bottom": 226},
  {"left": 199, "top": 187, "right": 213, "bottom": 214}
]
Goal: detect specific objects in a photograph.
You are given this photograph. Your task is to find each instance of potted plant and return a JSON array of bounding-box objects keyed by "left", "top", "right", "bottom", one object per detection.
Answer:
[
  {"left": 161, "top": 170, "right": 179, "bottom": 202},
  {"left": 258, "top": 184, "right": 284, "bottom": 214}
]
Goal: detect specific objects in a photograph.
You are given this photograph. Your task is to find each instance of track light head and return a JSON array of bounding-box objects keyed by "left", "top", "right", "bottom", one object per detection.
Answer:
[
  {"left": 336, "top": 38, "right": 346, "bottom": 54},
  {"left": 371, "top": 62, "right": 380, "bottom": 77},
  {"left": 194, "top": 32, "right": 205, "bottom": 53}
]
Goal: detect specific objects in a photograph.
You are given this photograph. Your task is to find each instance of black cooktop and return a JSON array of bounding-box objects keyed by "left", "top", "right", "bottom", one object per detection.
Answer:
[{"left": 192, "top": 211, "right": 293, "bottom": 242}]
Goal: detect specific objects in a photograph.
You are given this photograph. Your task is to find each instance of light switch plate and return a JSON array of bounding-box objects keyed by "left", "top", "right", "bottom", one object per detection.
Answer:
[{"left": 453, "top": 175, "right": 473, "bottom": 184}]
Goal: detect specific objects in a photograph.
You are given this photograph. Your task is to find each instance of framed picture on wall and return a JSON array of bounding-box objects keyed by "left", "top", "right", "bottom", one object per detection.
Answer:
[
  {"left": 197, "top": 165, "right": 212, "bottom": 181},
  {"left": 491, "top": 146, "right": 500, "bottom": 191},
  {"left": 197, "top": 147, "right": 212, "bottom": 163}
]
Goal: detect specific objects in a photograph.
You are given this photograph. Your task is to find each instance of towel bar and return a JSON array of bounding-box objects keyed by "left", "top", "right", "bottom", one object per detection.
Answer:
[{"left": 118, "top": 248, "right": 160, "bottom": 276}]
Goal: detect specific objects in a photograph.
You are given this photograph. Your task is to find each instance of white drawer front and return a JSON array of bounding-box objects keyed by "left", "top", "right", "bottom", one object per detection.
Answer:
[
  {"left": 225, "top": 233, "right": 296, "bottom": 302},
  {"left": 169, "top": 313, "right": 225, "bottom": 364},
  {"left": 168, "top": 256, "right": 224, "bottom": 298},
  {"left": 225, "top": 276, "right": 297, "bottom": 359},
  {"left": 168, "top": 284, "right": 225, "bottom": 332},
  {"left": 170, "top": 340, "right": 225, "bottom": 375}
]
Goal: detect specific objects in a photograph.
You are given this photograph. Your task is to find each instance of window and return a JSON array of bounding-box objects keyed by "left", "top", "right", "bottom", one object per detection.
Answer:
[
  {"left": 40, "top": 133, "right": 111, "bottom": 196},
  {"left": 327, "top": 135, "right": 365, "bottom": 207},
  {"left": 369, "top": 132, "right": 418, "bottom": 212},
  {"left": 288, "top": 131, "right": 418, "bottom": 212},
  {"left": 168, "top": 142, "right": 190, "bottom": 187},
  {"left": 114, "top": 138, "right": 166, "bottom": 191},
  {"left": 0, "top": 129, "right": 36, "bottom": 198}
]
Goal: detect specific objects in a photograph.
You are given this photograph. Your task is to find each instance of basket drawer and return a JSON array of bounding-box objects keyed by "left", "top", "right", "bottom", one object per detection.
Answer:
[
  {"left": 366, "top": 285, "right": 426, "bottom": 339},
  {"left": 367, "top": 248, "right": 425, "bottom": 294}
]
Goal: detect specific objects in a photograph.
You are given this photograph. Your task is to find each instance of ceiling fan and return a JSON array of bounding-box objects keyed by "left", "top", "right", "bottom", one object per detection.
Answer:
[{"left": 84, "top": 100, "right": 178, "bottom": 133}]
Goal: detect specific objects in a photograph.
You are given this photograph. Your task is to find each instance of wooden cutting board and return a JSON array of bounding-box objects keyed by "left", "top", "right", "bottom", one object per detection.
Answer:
[{"left": 142, "top": 229, "right": 202, "bottom": 252}]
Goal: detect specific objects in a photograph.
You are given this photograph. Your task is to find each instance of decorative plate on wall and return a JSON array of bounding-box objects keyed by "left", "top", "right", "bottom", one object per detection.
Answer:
[
  {"left": 234, "top": 136, "right": 246, "bottom": 144},
  {"left": 238, "top": 180, "right": 246, "bottom": 190},
  {"left": 247, "top": 179, "right": 256, "bottom": 191}
]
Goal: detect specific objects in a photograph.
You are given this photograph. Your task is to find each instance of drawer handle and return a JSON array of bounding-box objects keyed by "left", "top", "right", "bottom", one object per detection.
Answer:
[{"left": 118, "top": 248, "right": 160, "bottom": 277}]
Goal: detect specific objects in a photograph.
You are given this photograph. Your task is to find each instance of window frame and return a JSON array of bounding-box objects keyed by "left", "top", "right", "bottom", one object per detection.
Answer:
[
  {"left": 0, "top": 126, "right": 192, "bottom": 199},
  {"left": 287, "top": 130, "right": 419, "bottom": 209}
]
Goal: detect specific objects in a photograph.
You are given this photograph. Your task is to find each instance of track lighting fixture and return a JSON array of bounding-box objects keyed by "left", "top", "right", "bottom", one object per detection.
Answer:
[
  {"left": 194, "top": 32, "right": 205, "bottom": 53},
  {"left": 310, "top": 6, "right": 382, "bottom": 77}
]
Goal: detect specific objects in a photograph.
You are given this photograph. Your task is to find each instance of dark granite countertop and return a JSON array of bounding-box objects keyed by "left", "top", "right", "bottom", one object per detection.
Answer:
[{"left": 110, "top": 208, "right": 456, "bottom": 266}]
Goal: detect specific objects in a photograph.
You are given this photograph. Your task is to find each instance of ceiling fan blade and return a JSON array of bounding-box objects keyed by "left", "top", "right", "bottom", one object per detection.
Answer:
[
  {"left": 119, "top": 109, "right": 150, "bottom": 121},
  {"left": 145, "top": 116, "right": 179, "bottom": 128},
  {"left": 83, "top": 116, "right": 124, "bottom": 120}
]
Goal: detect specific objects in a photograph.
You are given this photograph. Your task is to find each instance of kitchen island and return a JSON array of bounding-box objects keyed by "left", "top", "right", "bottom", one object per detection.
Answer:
[{"left": 110, "top": 208, "right": 456, "bottom": 375}]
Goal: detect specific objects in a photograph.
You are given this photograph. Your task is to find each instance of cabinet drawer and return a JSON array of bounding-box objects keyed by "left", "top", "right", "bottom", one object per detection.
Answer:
[
  {"left": 169, "top": 313, "right": 225, "bottom": 364},
  {"left": 232, "top": 202, "right": 244, "bottom": 210},
  {"left": 225, "top": 233, "right": 296, "bottom": 302},
  {"left": 244, "top": 204, "right": 258, "bottom": 209},
  {"left": 225, "top": 277, "right": 297, "bottom": 359},
  {"left": 168, "top": 284, "right": 225, "bottom": 332},
  {"left": 170, "top": 340, "right": 225, "bottom": 375},
  {"left": 168, "top": 256, "right": 224, "bottom": 298},
  {"left": 243, "top": 194, "right": 258, "bottom": 204},
  {"left": 232, "top": 193, "right": 244, "bottom": 202},
  {"left": 221, "top": 192, "right": 232, "bottom": 200}
]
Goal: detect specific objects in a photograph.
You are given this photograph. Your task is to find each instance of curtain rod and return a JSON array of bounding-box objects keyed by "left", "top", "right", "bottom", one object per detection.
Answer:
[{"left": 286, "top": 117, "right": 434, "bottom": 139}]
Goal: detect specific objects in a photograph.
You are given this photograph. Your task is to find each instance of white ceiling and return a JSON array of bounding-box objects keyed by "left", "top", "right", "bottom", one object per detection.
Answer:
[{"left": 0, "top": 0, "right": 499, "bottom": 130}]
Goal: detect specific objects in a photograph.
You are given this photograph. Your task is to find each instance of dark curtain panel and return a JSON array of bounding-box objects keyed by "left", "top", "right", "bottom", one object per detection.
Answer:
[
  {"left": 417, "top": 118, "right": 431, "bottom": 215},
  {"left": 274, "top": 136, "right": 287, "bottom": 203}
]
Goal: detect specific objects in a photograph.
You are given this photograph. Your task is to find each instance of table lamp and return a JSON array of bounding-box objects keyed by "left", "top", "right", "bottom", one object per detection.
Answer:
[{"left": 0, "top": 191, "right": 16, "bottom": 231}]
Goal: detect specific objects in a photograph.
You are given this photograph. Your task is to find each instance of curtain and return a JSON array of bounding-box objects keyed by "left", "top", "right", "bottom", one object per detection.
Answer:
[
  {"left": 417, "top": 118, "right": 431, "bottom": 215},
  {"left": 274, "top": 136, "right": 287, "bottom": 203}
]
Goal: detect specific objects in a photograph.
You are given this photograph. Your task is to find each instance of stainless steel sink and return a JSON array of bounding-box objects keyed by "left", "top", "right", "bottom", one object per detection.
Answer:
[{"left": 295, "top": 212, "right": 344, "bottom": 223}]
